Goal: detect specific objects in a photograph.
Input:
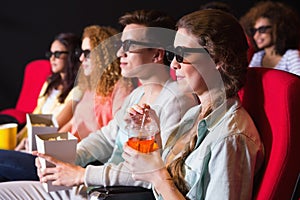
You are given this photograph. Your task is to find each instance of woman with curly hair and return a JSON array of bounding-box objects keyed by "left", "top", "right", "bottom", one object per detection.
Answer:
[
  {"left": 123, "top": 9, "right": 264, "bottom": 199},
  {"left": 0, "top": 26, "right": 134, "bottom": 182},
  {"left": 0, "top": 9, "right": 200, "bottom": 199},
  {"left": 240, "top": 1, "right": 300, "bottom": 76},
  {"left": 59, "top": 25, "right": 136, "bottom": 141}
]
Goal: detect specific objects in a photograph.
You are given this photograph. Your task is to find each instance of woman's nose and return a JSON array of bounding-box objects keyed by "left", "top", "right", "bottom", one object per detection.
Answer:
[{"left": 170, "top": 59, "right": 181, "bottom": 70}]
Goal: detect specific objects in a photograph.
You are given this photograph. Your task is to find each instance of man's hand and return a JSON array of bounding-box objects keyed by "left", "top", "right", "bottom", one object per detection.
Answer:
[{"left": 33, "top": 152, "right": 85, "bottom": 187}]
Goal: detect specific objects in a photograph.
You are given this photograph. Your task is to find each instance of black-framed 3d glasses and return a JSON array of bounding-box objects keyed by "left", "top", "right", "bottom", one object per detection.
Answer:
[
  {"left": 114, "top": 40, "right": 158, "bottom": 52},
  {"left": 75, "top": 49, "right": 91, "bottom": 59},
  {"left": 45, "top": 51, "right": 68, "bottom": 59},
  {"left": 250, "top": 25, "right": 272, "bottom": 36},
  {"left": 166, "top": 46, "right": 209, "bottom": 63}
]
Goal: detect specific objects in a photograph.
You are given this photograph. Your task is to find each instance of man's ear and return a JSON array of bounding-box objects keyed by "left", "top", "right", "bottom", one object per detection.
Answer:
[{"left": 152, "top": 49, "right": 164, "bottom": 62}]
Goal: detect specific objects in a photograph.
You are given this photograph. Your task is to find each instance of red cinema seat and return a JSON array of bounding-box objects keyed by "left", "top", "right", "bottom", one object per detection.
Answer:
[
  {"left": 238, "top": 67, "right": 300, "bottom": 200},
  {"left": 0, "top": 59, "right": 51, "bottom": 127}
]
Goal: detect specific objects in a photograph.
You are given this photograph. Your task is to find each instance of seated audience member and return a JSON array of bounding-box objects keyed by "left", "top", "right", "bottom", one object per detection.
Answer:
[
  {"left": 0, "top": 32, "right": 82, "bottom": 181},
  {"left": 122, "top": 9, "right": 264, "bottom": 200},
  {"left": 15, "top": 32, "right": 82, "bottom": 146},
  {"left": 32, "top": 32, "right": 82, "bottom": 125},
  {"left": 0, "top": 9, "right": 198, "bottom": 198},
  {"left": 240, "top": 1, "right": 300, "bottom": 76},
  {"left": 59, "top": 25, "right": 136, "bottom": 141}
]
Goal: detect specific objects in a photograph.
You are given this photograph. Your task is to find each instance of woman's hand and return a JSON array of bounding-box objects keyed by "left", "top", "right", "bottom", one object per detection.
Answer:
[
  {"left": 123, "top": 144, "right": 185, "bottom": 200},
  {"left": 33, "top": 152, "right": 85, "bottom": 187},
  {"left": 122, "top": 143, "right": 165, "bottom": 183}
]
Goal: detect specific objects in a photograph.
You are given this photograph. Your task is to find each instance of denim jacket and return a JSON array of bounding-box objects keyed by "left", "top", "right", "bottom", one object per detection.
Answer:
[{"left": 159, "top": 97, "right": 264, "bottom": 200}]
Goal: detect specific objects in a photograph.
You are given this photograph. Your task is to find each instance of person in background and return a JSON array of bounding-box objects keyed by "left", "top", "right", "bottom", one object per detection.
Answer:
[
  {"left": 59, "top": 25, "right": 136, "bottom": 141},
  {"left": 0, "top": 9, "right": 199, "bottom": 199},
  {"left": 240, "top": 1, "right": 300, "bottom": 76},
  {"left": 0, "top": 32, "right": 82, "bottom": 181},
  {"left": 198, "top": 1, "right": 258, "bottom": 63},
  {"left": 122, "top": 9, "right": 264, "bottom": 200},
  {"left": 15, "top": 32, "right": 82, "bottom": 146},
  {"left": 34, "top": 33, "right": 82, "bottom": 124}
]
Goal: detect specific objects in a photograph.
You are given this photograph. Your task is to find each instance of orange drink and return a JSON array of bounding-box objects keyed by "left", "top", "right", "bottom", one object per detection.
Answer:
[
  {"left": 125, "top": 109, "right": 160, "bottom": 153},
  {"left": 127, "top": 136, "right": 157, "bottom": 153}
]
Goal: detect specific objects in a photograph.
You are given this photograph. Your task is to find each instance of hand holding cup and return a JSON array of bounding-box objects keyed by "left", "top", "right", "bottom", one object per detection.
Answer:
[{"left": 125, "top": 104, "right": 161, "bottom": 153}]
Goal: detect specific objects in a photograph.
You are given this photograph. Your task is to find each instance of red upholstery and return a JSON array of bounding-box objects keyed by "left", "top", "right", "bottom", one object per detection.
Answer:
[
  {"left": 0, "top": 59, "right": 51, "bottom": 124},
  {"left": 246, "top": 36, "right": 254, "bottom": 63},
  {"left": 238, "top": 67, "right": 300, "bottom": 200}
]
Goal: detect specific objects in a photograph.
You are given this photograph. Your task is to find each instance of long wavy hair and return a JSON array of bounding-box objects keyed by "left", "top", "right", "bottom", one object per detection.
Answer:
[
  {"left": 240, "top": 1, "right": 300, "bottom": 55},
  {"left": 166, "top": 9, "right": 249, "bottom": 196},
  {"left": 44, "top": 32, "right": 81, "bottom": 103},
  {"left": 77, "top": 25, "right": 125, "bottom": 97}
]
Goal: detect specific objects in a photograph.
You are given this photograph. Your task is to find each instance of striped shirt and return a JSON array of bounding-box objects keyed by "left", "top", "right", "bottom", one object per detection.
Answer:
[{"left": 249, "top": 49, "right": 300, "bottom": 76}]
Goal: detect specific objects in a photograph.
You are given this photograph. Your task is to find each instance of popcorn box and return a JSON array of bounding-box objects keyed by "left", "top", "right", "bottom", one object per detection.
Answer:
[
  {"left": 35, "top": 132, "right": 77, "bottom": 192},
  {"left": 26, "top": 114, "right": 58, "bottom": 152}
]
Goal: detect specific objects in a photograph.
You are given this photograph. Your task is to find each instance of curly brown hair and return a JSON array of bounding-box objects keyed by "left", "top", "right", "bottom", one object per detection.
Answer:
[
  {"left": 77, "top": 25, "right": 123, "bottom": 97},
  {"left": 240, "top": 1, "right": 300, "bottom": 55},
  {"left": 167, "top": 9, "right": 249, "bottom": 196}
]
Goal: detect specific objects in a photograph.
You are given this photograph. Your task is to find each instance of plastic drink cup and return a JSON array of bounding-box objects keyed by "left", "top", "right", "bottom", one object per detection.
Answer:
[
  {"left": 126, "top": 108, "right": 159, "bottom": 153},
  {"left": 127, "top": 133, "right": 156, "bottom": 153},
  {"left": 126, "top": 112, "right": 159, "bottom": 153}
]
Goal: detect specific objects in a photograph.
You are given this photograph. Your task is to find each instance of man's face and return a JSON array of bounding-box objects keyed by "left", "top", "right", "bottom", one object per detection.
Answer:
[{"left": 117, "top": 24, "right": 157, "bottom": 78}]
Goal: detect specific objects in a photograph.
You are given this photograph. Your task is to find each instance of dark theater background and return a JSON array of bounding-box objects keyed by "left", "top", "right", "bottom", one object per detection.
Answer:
[{"left": 0, "top": 0, "right": 298, "bottom": 110}]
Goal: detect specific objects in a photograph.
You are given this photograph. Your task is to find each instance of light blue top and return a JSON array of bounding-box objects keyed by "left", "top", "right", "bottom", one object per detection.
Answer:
[
  {"left": 157, "top": 97, "right": 264, "bottom": 200},
  {"left": 249, "top": 49, "right": 300, "bottom": 76},
  {"left": 75, "top": 79, "right": 198, "bottom": 187}
]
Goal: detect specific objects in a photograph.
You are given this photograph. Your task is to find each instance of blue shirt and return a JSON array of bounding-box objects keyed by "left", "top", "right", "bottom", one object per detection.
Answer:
[{"left": 159, "top": 97, "right": 264, "bottom": 200}]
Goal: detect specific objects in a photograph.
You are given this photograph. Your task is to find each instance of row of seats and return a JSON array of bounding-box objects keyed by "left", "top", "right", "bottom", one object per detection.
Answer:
[{"left": 1, "top": 60, "right": 299, "bottom": 199}]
